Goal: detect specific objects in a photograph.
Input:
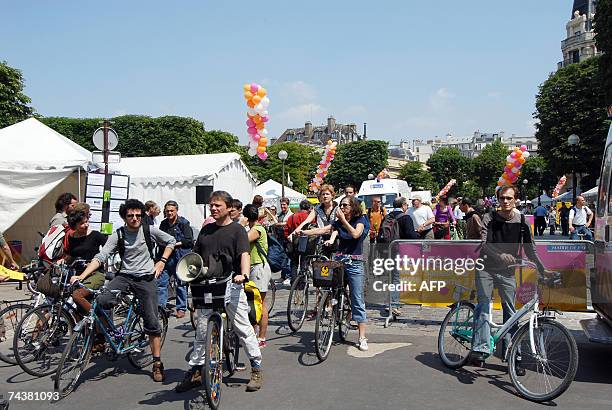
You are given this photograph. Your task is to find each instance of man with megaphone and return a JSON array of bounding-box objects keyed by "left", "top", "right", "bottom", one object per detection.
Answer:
[{"left": 175, "top": 190, "right": 263, "bottom": 393}]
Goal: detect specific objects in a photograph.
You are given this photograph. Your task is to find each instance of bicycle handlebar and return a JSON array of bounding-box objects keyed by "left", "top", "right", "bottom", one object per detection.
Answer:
[{"left": 508, "top": 259, "right": 562, "bottom": 288}]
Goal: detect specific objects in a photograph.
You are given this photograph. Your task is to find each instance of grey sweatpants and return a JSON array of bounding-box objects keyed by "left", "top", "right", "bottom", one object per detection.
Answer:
[{"left": 472, "top": 269, "right": 517, "bottom": 355}]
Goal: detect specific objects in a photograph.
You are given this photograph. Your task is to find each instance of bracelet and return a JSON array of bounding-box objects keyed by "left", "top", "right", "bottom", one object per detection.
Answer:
[{"left": 160, "top": 257, "right": 168, "bottom": 263}]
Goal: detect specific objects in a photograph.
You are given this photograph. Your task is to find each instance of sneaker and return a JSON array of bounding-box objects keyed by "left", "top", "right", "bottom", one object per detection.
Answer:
[
  {"left": 246, "top": 368, "right": 263, "bottom": 392},
  {"left": 175, "top": 367, "right": 202, "bottom": 392},
  {"left": 258, "top": 339, "right": 267, "bottom": 348},
  {"left": 282, "top": 278, "right": 291, "bottom": 286},
  {"left": 515, "top": 360, "right": 526, "bottom": 376},
  {"left": 358, "top": 337, "right": 369, "bottom": 351},
  {"left": 391, "top": 307, "right": 402, "bottom": 317},
  {"left": 176, "top": 310, "right": 186, "bottom": 319},
  {"left": 152, "top": 361, "right": 165, "bottom": 382}
]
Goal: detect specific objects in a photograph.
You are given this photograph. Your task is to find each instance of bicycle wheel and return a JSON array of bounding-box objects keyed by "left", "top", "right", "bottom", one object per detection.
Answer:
[
  {"left": 204, "top": 318, "right": 223, "bottom": 410},
  {"left": 54, "top": 322, "right": 93, "bottom": 398},
  {"left": 265, "top": 279, "right": 276, "bottom": 314},
  {"left": 287, "top": 275, "right": 308, "bottom": 333},
  {"left": 224, "top": 330, "right": 240, "bottom": 377},
  {"left": 438, "top": 303, "right": 474, "bottom": 369},
  {"left": 14, "top": 305, "right": 73, "bottom": 377},
  {"left": 508, "top": 320, "right": 578, "bottom": 402},
  {"left": 314, "top": 290, "right": 336, "bottom": 362},
  {"left": 338, "top": 288, "right": 352, "bottom": 342},
  {"left": 0, "top": 303, "right": 32, "bottom": 364},
  {"left": 127, "top": 308, "right": 169, "bottom": 369}
]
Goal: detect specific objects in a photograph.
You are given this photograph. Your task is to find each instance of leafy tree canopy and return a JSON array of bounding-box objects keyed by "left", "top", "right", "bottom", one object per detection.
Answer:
[
  {"left": 594, "top": 0, "right": 612, "bottom": 105},
  {"left": 426, "top": 147, "right": 472, "bottom": 196},
  {"left": 398, "top": 161, "right": 436, "bottom": 191},
  {"left": 472, "top": 140, "right": 508, "bottom": 196},
  {"left": 0, "top": 61, "right": 34, "bottom": 128},
  {"left": 325, "top": 140, "right": 388, "bottom": 190}
]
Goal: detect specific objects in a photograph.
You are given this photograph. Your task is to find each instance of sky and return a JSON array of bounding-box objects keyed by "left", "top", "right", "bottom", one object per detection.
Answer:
[{"left": 1, "top": 1, "right": 571, "bottom": 144}]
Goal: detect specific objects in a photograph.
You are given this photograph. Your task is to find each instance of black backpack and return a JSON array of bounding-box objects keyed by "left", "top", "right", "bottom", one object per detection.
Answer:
[
  {"left": 377, "top": 212, "right": 401, "bottom": 243},
  {"left": 116, "top": 223, "right": 155, "bottom": 267}
]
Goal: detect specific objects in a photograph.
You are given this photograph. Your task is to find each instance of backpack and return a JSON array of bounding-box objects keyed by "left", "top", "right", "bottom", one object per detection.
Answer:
[
  {"left": 244, "top": 280, "right": 263, "bottom": 325},
  {"left": 376, "top": 212, "right": 402, "bottom": 243},
  {"left": 112, "top": 224, "right": 155, "bottom": 273},
  {"left": 38, "top": 225, "right": 70, "bottom": 266},
  {"left": 254, "top": 231, "right": 287, "bottom": 273}
]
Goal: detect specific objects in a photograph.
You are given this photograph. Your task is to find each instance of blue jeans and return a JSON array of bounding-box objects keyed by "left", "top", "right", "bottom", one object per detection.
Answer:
[
  {"left": 337, "top": 258, "right": 367, "bottom": 324},
  {"left": 157, "top": 256, "right": 188, "bottom": 312},
  {"left": 569, "top": 225, "right": 593, "bottom": 241},
  {"left": 390, "top": 268, "right": 400, "bottom": 308}
]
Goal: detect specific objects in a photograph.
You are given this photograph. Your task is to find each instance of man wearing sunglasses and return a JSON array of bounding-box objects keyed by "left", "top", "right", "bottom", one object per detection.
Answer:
[
  {"left": 77, "top": 198, "right": 176, "bottom": 382},
  {"left": 472, "top": 185, "right": 548, "bottom": 372}
]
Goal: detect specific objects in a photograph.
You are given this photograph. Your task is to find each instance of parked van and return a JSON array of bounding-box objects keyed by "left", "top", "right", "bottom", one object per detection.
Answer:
[
  {"left": 585, "top": 106, "right": 612, "bottom": 343},
  {"left": 357, "top": 178, "right": 411, "bottom": 210}
]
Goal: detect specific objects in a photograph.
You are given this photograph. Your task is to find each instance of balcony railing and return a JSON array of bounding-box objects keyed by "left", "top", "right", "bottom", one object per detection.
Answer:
[{"left": 561, "top": 31, "right": 596, "bottom": 49}]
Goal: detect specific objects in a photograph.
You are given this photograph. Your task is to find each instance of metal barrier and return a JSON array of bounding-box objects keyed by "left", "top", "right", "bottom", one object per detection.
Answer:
[{"left": 376, "top": 239, "right": 595, "bottom": 328}]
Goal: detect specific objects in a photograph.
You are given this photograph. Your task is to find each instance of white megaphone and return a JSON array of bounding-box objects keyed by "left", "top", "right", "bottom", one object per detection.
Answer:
[{"left": 176, "top": 252, "right": 210, "bottom": 283}]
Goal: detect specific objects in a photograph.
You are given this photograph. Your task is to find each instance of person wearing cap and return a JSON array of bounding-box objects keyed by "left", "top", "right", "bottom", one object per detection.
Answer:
[{"left": 407, "top": 195, "right": 435, "bottom": 239}]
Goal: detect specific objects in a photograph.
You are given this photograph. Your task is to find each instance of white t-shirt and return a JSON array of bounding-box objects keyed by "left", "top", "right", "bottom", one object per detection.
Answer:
[
  {"left": 453, "top": 205, "right": 464, "bottom": 220},
  {"left": 408, "top": 205, "right": 434, "bottom": 228},
  {"left": 569, "top": 206, "right": 592, "bottom": 226}
]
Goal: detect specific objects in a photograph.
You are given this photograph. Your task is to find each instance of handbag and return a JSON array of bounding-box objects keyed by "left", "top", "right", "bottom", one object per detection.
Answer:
[{"left": 36, "top": 270, "right": 61, "bottom": 299}]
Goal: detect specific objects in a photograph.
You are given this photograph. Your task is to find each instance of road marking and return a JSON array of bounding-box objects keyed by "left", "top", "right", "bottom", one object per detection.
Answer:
[{"left": 347, "top": 342, "right": 412, "bottom": 358}]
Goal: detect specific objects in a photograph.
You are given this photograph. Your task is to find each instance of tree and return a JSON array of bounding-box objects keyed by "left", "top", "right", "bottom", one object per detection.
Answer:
[
  {"left": 520, "top": 156, "right": 557, "bottom": 200},
  {"left": 533, "top": 57, "right": 609, "bottom": 182},
  {"left": 240, "top": 142, "right": 319, "bottom": 193},
  {"left": 426, "top": 148, "right": 472, "bottom": 196},
  {"left": 202, "top": 130, "right": 241, "bottom": 153},
  {"left": 325, "top": 140, "right": 388, "bottom": 190},
  {"left": 41, "top": 115, "right": 210, "bottom": 157},
  {"left": 0, "top": 61, "right": 34, "bottom": 128},
  {"left": 594, "top": 0, "right": 612, "bottom": 105},
  {"left": 471, "top": 140, "right": 508, "bottom": 197},
  {"left": 398, "top": 161, "right": 436, "bottom": 191}
]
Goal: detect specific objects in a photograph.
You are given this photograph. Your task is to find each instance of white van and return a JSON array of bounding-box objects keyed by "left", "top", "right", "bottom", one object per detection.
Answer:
[{"left": 357, "top": 178, "right": 411, "bottom": 210}]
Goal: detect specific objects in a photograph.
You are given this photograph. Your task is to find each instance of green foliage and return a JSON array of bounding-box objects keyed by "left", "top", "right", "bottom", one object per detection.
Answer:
[
  {"left": 325, "top": 140, "right": 388, "bottom": 189},
  {"left": 594, "top": 0, "right": 612, "bottom": 105},
  {"left": 39, "top": 115, "right": 244, "bottom": 157},
  {"left": 241, "top": 142, "right": 319, "bottom": 193},
  {"left": 0, "top": 61, "right": 34, "bottom": 128},
  {"left": 426, "top": 147, "right": 472, "bottom": 196},
  {"left": 533, "top": 57, "right": 609, "bottom": 181},
  {"left": 520, "top": 156, "right": 557, "bottom": 199},
  {"left": 398, "top": 161, "right": 436, "bottom": 191},
  {"left": 472, "top": 140, "right": 508, "bottom": 196}
]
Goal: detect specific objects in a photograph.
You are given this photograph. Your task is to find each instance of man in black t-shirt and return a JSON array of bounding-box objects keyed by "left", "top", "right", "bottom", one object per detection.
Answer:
[{"left": 176, "top": 191, "right": 263, "bottom": 393}]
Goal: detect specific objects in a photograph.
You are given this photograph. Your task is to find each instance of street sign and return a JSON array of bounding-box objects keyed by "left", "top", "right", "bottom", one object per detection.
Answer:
[
  {"left": 92, "top": 150, "right": 121, "bottom": 163},
  {"left": 92, "top": 127, "right": 119, "bottom": 150}
]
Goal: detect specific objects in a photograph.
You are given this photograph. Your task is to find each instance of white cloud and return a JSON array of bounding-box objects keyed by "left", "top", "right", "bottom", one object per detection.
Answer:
[
  {"left": 429, "top": 87, "right": 455, "bottom": 110},
  {"left": 276, "top": 103, "right": 323, "bottom": 124},
  {"left": 281, "top": 80, "right": 317, "bottom": 103}
]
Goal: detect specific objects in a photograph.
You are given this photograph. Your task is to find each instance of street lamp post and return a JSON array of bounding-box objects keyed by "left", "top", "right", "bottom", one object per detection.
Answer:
[
  {"left": 278, "top": 150, "right": 288, "bottom": 199},
  {"left": 567, "top": 134, "right": 580, "bottom": 204},
  {"left": 522, "top": 178, "right": 528, "bottom": 208},
  {"left": 536, "top": 167, "right": 542, "bottom": 206}
]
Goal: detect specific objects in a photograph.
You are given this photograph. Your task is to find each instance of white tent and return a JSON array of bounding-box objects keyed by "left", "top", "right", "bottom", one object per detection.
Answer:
[
  {"left": 254, "top": 179, "right": 306, "bottom": 208},
  {"left": 1, "top": 118, "right": 91, "bottom": 262},
  {"left": 582, "top": 186, "right": 598, "bottom": 201},
  {"left": 119, "top": 153, "right": 255, "bottom": 229}
]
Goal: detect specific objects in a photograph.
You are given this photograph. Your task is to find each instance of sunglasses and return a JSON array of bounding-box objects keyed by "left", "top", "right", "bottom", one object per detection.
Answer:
[
  {"left": 340, "top": 203, "right": 350, "bottom": 208},
  {"left": 126, "top": 213, "right": 142, "bottom": 219},
  {"left": 372, "top": 200, "right": 381, "bottom": 203},
  {"left": 499, "top": 196, "right": 515, "bottom": 201}
]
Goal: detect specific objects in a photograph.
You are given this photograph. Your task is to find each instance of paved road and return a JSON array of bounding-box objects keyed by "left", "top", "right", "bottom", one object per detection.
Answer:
[{"left": 0, "top": 281, "right": 610, "bottom": 410}]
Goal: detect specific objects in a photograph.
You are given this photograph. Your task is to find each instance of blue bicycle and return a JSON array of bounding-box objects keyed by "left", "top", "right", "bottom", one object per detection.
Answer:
[{"left": 54, "top": 283, "right": 168, "bottom": 398}]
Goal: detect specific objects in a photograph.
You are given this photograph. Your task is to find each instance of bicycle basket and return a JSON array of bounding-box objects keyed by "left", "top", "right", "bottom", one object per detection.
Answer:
[
  {"left": 36, "top": 268, "right": 61, "bottom": 299},
  {"left": 312, "top": 260, "right": 344, "bottom": 288}
]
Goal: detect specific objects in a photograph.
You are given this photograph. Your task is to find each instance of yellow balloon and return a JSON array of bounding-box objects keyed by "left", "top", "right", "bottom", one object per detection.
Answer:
[
  {"left": 243, "top": 84, "right": 250, "bottom": 92},
  {"left": 244, "top": 91, "right": 253, "bottom": 100},
  {"left": 258, "top": 137, "right": 268, "bottom": 145},
  {"left": 257, "top": 87, "right": 267, "bottom": 97},
  {"left": 257, "top": 146, "right": 266, "bottom": 154},
  {"left": 518, "top": 157, "right": 525, "bottom": 164},
  {"left": 252, "top": 95, "right": 262, "bottom": 105}
]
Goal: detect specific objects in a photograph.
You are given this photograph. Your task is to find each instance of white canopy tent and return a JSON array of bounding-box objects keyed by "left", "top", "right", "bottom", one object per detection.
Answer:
[
  {"left": 254, "top": 179, "right": 306, "bottom": 208},
  {"left": 0, "top": 118, "right": 91, "bottom": 262},
  {"left": 581, "top": 186, "right": 598, "bottom": 201},
  {"left": 119, "top": 153, "right": 256, "bottom": 229}
]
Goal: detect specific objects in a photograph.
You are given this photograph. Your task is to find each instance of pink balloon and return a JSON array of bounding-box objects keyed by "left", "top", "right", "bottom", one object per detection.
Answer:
[
  {"left": 520, "top": 145, "right": 527, "bottom": 151},
  {"left": 253, "top": 134, "right": 261, "bottom": 141},
  {"left": 247, "top": 127, "right": 257, "bottom": 135},
  {"left": 258, "top": 151, "right": 268, "bottom": 160},
  {"left": 262, "top": 116, "right": 269, "bottom": 122},
  {"left": 251, "top": 83, "right": 259, "bottom": 94},
  {"left": 246, "top": 119, "right": 255, "bottom": 127},
  {"left": 510, "top": 152, "right": 517, "bottom": 158}
]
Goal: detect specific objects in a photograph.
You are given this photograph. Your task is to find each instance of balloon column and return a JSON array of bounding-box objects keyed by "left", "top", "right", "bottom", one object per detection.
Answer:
[
  {"left": 435, "top": 179, "right": 457, "bottom": 200},
  {"left": 309, "top": 140, "right": 337, "bottom": 193},
  {"left": 243, "top": 83, "right": 270, "bottom": 160},
  {"left": 552, "top": 176, "right": 567, "bottom": 198},
  {"left": 496, "top": 145, "right": 530, "bottom": 191}
]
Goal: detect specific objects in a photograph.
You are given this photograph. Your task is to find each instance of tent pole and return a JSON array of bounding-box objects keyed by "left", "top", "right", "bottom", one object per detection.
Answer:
[{"left": 78, "top": 167, "right": 82, "bottom": 201}]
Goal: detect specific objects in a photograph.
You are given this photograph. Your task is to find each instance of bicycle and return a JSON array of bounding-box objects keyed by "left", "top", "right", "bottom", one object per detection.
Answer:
[
  {"left": 437, "top": 260, "right": 579, "bottom": 402},
  {"left": 264, "top": 278, "right": 276, "bottom": 314},
  {"left": 54, "top": 282, "right": 169, "bottom": 398},
  {"left": 286, "top": 239, "right": 329, "bottom": 333},
  {"left": 313, "top": 256, "right": 355, "bottom": 362},
  {"left": 194, "top": 276, "right": 241, "bottom": 410},
  {"left": 0, "top": 264, "right": 46, "bottom": 364},
  {"left": 13, "top": 260, "right": 83, "bottom": 377}
]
